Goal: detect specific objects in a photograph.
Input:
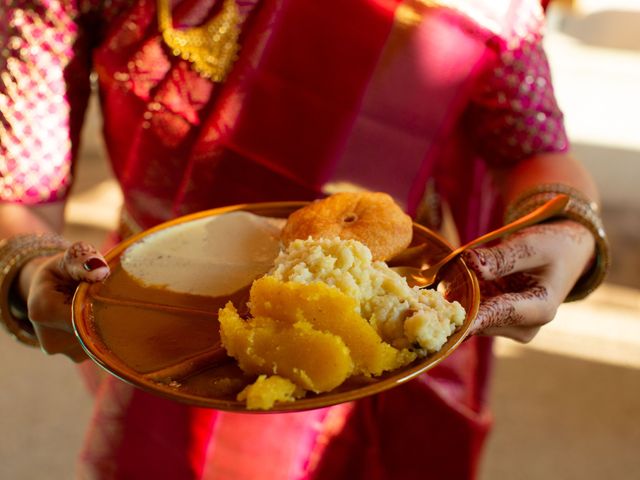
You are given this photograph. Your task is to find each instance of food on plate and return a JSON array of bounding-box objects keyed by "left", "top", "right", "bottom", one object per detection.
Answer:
[
  {"left": 219, "top": 233, "right": 465, "bottom": 410},
  {"left": 280, "top": 191, "right": 413, "bottom": 261},
  {"left": 220, "top": 298, "right": 356, "bottom": 394},
  {"left": 219, "top": 270, "right": 417, "bottom": 402},
  {"left": 250, "top": 277, "right": 415, "bottom": 375},
  {"left": 269, "top": 238, "right": 465, "bottom": 353},
  {"left": 236, "top": 375, "right": 304, "bottom": 410},
  {"left": 121, "top": 211, "right": 282, "bottom": 297},
  {"left": 86, "top": 192, "right": 469, "bottom": 412}
]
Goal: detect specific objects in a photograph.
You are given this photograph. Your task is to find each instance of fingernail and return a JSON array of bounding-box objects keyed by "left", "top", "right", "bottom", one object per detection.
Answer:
[{"left": 83, "top": 258, "right": 107, "bottom": 271}]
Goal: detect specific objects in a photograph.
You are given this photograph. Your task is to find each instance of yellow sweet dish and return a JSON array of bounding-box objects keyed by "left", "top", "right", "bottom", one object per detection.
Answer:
[
  {"left": 219, "top": 302, "right": 355, "bottom": 393},
  {"left": 219, "top": 237, "right": 465, "bottom": 410},
  {"left": 237, "top": 375, "right": 304, "bottom": 411},
  {"left": 249, "top": 277, "right": 416, "bottom": 376}
]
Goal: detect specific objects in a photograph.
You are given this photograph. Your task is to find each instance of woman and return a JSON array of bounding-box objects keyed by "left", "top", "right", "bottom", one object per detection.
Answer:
[{"left": 0, "top": 0, "right": 608, "bottom": 478}]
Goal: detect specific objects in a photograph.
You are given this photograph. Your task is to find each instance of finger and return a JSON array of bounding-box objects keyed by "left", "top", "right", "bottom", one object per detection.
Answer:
[
  {"left": 470, "top": 286, "right": 556, "bottom": 342},
  {"left": 479, "top": 324, "right": 541, "bottom": 344},
  {"left": 59, "top": 242, "right": 110, "bottom": 282},
  {"left": 27, "top": 274, "right": 78, "bottom": 333},
  {"left": 462, "top": 238, "right": 547, "bottom": 282},
  {"left": 33, "top": 323, "right": 86, "bottom": 361},
  {"left": 29, "top": 280, "right": 89, "bottom": 362}
]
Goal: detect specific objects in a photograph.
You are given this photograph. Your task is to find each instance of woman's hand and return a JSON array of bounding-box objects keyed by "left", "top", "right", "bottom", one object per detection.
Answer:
[
  {"left": 462, "top": 220, "right": 595, "bottom": 342},
  {"left": 22, "top": 242, "right": 110, "bottom": 362}
]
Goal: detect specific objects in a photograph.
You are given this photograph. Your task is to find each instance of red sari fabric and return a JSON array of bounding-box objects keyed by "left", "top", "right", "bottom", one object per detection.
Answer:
[{"left": 2, "top": 1, "right": 568, "bottom": 479}]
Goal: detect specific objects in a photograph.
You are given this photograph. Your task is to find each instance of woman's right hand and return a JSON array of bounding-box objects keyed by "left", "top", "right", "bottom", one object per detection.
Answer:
[{"left": 22, "top": 242, "right": 110, "bottom": 362}]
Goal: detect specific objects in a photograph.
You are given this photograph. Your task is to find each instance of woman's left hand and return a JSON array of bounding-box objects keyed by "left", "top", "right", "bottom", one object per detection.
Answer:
[{"left": 462, "top": 219, "right": 595, "bottom": 342}]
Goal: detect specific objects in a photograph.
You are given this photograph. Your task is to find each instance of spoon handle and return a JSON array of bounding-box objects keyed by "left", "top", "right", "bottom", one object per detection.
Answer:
[{"left": 429, "top": 194, "right": 570, "bottom": 272}]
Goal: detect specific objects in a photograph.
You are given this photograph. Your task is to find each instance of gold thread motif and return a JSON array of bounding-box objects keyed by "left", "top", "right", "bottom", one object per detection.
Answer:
[{"left": 157, "top": 0, "right": 242, "bottom": 81}]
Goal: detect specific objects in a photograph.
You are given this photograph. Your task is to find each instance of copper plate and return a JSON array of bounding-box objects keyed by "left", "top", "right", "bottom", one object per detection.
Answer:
[{"left": 72, "top": 202, "right": 479, "bottom": 412}]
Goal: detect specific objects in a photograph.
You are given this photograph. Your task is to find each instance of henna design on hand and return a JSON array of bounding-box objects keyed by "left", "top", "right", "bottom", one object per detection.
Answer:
[
  {"left": 475, "top": 297, "right": 524, "bottom": 330},
  {"left": 531, "top": 220, "right": 591, "bottom": 244},
  {"left": 468, "top": 243, "right": 536, "bottom": 280},
  {"left": 61, "top": 242, "right": 109, "bottom": 281},
  {"left": 467, "top": 221, "right": 592, "bottom": 337},
  {"left": 65, "top": 242, "right": 98, "bottom": 262},
  {"left": 475, "top": 273, "right": 548, "bottom": 330}
]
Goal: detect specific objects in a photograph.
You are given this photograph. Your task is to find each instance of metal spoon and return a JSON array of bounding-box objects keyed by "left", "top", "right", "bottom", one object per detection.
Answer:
[{"left": 391, "top": 194, "right": 570, "bottom": 288}]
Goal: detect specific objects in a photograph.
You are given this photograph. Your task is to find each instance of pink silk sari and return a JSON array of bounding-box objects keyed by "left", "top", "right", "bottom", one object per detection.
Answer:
[{"left": 1, "top": 1, "right": 568, "bottom": 478}]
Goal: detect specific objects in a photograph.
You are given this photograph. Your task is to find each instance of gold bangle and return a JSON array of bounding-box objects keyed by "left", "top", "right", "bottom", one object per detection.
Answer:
[
  {"left": 0, "top": 233, "right": 70, "bottom": 347},
  {"left": 504, "top": 184, "right": 611, "bottom": 302}
]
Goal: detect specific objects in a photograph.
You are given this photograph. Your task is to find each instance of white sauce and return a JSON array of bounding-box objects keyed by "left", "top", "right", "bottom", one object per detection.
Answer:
[{"left": 121, "top": 211, "right": 284, "bottom": 297}]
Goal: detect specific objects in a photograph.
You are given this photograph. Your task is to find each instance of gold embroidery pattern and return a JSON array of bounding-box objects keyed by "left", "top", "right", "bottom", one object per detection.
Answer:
[{"left": 157, "top": 0, "right": 242, "bottom": 82}]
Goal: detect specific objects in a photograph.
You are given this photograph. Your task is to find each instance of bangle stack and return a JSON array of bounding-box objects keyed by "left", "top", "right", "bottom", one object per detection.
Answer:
[
  {"left": 0, "top": 233, "right": 69, "bottom": 347},
  {"left": 504, "top": 184, "right": 611, "bottom": 302}
]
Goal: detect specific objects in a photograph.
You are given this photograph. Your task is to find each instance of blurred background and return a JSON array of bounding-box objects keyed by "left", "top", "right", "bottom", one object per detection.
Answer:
[{"left": 1, "top": 1, "right": 639, "bottom": 478}]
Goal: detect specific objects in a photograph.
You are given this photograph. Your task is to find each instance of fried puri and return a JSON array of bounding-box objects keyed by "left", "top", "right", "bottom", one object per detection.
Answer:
[{"left": 280, "top": 192, "right": 413, "bottom": 261}]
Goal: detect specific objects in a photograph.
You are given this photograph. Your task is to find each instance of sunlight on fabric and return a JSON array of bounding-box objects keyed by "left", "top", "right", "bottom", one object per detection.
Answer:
[
  {"left": 395, "top": 0, "right": 509, "bottom": 32},
  {"left": 494, "top": 284, "right": 640, "bottom": 369}
]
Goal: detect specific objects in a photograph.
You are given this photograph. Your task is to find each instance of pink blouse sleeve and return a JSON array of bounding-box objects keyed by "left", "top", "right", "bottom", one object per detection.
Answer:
[
  {"left": 464, "top": 34, "right": 569, "bottom": 166},
  {"left": 0, "top": 0, "right": 94, "bottom": 204}
]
